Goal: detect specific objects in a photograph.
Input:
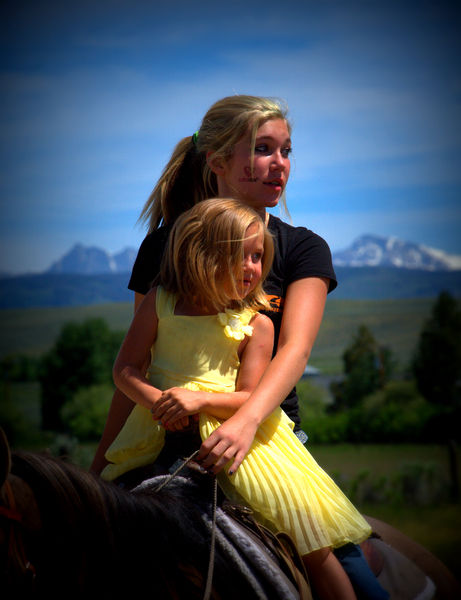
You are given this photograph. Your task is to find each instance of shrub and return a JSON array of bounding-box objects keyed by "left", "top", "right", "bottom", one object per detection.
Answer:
[
  {"left": 60, "top": 383, "right": 114, "bottom": 440},
  {"left": 39, "top": 318, "right": 123, "bottom": 431}
]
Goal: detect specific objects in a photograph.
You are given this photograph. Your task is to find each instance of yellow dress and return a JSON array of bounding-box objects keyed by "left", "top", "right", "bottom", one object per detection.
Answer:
[{"left": 102, "top": 287, "right": 371, "bottom": 555}]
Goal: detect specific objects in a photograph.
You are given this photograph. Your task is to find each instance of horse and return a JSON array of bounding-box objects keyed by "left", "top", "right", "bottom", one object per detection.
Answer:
[
  {"left": 0, "top": 429, "right": 311, "bottom": 599},
  {"left": 1, "top": 428, "right": 460, "bottom": 600},
  {"left": 361, "top": 516, "right": 461, "bottom": 600}
]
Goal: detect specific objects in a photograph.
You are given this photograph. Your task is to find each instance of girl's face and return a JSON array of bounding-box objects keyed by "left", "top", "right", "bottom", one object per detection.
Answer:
[
  {"left": 233, "top": 222, "right": 264, "bottom": 299},
  {"left": 218, "top": 119, "right": 291, "bottom": 216}
]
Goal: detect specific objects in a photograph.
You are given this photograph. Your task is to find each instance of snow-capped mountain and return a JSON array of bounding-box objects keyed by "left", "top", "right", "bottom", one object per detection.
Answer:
[
  {"left": 47, "top": 244, "right": 137, "bottom": 274},
  {"left": 44, "top": 235, "right": 461, "bottom": 276},
  {"left": 333, "top": 234, "right": 461, "bottom": 271}
]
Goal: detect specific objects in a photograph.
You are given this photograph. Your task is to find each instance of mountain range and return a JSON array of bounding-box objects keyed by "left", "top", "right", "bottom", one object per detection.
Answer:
[
  {"left": 43, "top": 234, "right": 461, "bottom": 275},
  {"left": 1, "top": 235, "right": 460, "bottom": 309},
  {"left": 332, "top": 234, "right": 461, "bottom": 271},
  {"left": 47, "top": 244, "right": 137, "bottom": 275}
]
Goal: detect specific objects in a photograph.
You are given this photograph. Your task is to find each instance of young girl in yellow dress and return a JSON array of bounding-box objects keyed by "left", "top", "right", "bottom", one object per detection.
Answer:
[{"left": 102, "top": 198, "right": 371, "bottom": 600}]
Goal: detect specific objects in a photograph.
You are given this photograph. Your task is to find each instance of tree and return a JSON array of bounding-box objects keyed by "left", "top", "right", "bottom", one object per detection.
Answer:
[
  {"left": 412, "top": 291, "right": 461, "bottom": 409},
  {"left": 330, "top": 324, "right": 394, "bottom": 412},
  {"left": 39, "top": 318, "right": 124, "bottom": 431},
  {"left": 61, "top": 383, "right": 114, "bottom": 440},
  {"left": 0, "top": 354, "right": 39, "bottom": 382}
]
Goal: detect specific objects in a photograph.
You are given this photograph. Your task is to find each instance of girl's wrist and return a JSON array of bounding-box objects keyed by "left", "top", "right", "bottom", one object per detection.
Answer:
[{"left": 234, "top": 404, "right": 262, "bottom": 428}]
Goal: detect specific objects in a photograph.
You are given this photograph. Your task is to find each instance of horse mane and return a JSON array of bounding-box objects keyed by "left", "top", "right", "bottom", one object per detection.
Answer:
[{"left": 9, "top": 450, "right": 236, "bottom": 598}]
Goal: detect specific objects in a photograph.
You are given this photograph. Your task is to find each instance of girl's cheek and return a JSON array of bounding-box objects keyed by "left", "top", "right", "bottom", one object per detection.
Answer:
[{"left": 239, "top": 166, "right": 258, "bottom": 183}]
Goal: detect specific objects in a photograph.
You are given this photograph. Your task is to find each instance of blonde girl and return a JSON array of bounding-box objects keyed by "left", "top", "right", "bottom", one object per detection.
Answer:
[
  {"left": 102, "top": 199, "right": 274, "bottom": 482},
  {"left": 102, "top": 198, "right": 371, "bottom": 600}
]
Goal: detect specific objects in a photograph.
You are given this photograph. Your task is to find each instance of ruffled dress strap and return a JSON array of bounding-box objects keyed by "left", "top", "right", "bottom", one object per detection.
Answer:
[
  {"left": 155, "top": 286, "right": 176, "bottom": 318},
  {"left": 217, "top": 307, "right": 256, "bottom": 341}
]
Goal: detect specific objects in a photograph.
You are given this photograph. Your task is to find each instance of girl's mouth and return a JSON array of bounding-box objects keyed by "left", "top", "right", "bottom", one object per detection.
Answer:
[{"left": 264, "top": 179, "right": 283, "bottom": 189}]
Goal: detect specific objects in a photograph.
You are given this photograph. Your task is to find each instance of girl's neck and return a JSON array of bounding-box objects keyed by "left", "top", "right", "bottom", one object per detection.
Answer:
[
  {"left": 174, "top": 297, "right": 218, "bottom": 317},
  {"left": 215, "top": 178, "right": 268, "bottom": 223}
]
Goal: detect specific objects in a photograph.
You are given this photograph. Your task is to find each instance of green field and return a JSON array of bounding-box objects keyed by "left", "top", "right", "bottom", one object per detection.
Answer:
[
  {"left": 2, "top": 297, "right": 459, "bottom": 580},
  {"left": 0, "top": 297, "right": 436, "bottom": 374},
  {"left": 310, "top": 297, "right": 435, "bottom": 373},
  {"left": 310, "top": 443, "right": 461, "bottom": 580},
  {"left": 3, "top": 379, "right": 460, "bottom": 581},
  {"left": 0, "top": 302, "right": 133, "bottom": 358}
]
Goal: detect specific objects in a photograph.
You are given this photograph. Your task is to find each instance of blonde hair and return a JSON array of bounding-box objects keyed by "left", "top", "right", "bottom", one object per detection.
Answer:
[
  {"left": 160, "top": 198, "right": 274, "bottom": 313},
  {"left": 140, "top": 95, "right": 291, "bottom": 231}
]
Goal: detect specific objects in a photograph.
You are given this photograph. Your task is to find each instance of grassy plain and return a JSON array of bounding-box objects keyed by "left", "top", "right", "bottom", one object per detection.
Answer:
[
  {"left": 0, "top": 302, "right": 133, "bottom": 358},
  {"left": 3, "top": 379, "right": 460, "bottom": 581},
  {"left": 2, "top": 297, "right": 460, "bottom": 580},
  {"left": 310, "top": 443, "right": 461, "bottom": 580},
  {"left": 310, "top": 297, "right": 435, "bottom": 373},
  {"left": 0, "top": 297, "right": 435, "bottom": 374}
]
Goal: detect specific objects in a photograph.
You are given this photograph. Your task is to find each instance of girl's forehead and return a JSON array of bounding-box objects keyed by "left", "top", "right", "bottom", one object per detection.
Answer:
[
  {"left": 244, "top": 222, "right": 265, "bottom": 245},
  {"left": 245, "top": 221, "right": 262, "bottom": 235},
  {"left": 255, "top": 118, "right": 290, "bottom": 137},
  {"left": 238, "top": 118, "right": 289, "bottom": 144}
]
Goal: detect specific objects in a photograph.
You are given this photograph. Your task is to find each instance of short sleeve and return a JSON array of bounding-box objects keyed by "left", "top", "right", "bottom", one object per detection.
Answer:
[{"left": 286, "top": 228, "right": 338, "bottom": 293}]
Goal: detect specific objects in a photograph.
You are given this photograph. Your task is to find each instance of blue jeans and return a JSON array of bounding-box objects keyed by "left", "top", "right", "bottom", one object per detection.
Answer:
[{"left": 334, "top": 543, "right": 389, "bottom": 600}]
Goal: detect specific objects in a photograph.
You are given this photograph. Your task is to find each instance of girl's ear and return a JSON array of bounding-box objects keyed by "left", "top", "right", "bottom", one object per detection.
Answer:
[{"left": 206, "top": 151, "right": 226, "bottom": 176}]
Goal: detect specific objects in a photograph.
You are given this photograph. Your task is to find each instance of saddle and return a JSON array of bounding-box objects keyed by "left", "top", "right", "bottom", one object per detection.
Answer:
[
  {"left": 124, "top": 452, "right": 313, "bottom": 600},
  {"left": 222, "top": 500, "right": 312, "bottom": 600}
]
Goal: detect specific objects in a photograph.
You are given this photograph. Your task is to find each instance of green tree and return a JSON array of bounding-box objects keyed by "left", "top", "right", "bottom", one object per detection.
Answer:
[
  {"left": 412, "top": 291, "right": 461, "bottom": 408},
  {"left": 61, "top": 383, "right": 114, "bottom": 440},
  {"left": 412, "top": 292, "right": 461, "bottom": 440},
  {"left": 0, "top": 354, "right": 39, "bottom": 382},
  {"left": 330, "top": 324, "right": 394, "bottom": 411},
  {"left": 38, "top": 318, "right": 123, "bottom": 431},
  {"left": 353, "top": 381, "right": 434, "bottom": 443}
]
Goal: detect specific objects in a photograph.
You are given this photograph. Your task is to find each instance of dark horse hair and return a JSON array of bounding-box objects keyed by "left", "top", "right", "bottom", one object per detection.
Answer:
[{"left": 8, "top": 450, "right": 259, "bottom": 599}]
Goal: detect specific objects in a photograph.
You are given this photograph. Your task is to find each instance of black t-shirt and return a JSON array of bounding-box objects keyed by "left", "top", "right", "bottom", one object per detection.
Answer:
[{"left": 128, "top": 214, "right": 337, "bottom": 430}]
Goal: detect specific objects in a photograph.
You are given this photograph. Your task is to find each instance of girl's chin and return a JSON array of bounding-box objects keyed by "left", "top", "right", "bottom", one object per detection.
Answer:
[{"left": 264, "top": 197, "right": 280, "bottom": 209}]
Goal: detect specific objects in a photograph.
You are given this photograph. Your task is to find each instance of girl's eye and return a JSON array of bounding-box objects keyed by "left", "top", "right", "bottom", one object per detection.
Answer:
[
  {"left": 252, "top": 253, "right": 262, "bottom": 262},
  {"left": 254, "top": 144, "right": 292, "bottom": 158},
  {"left": 254, "top": 144, "right": 268, "bottom": 154}
]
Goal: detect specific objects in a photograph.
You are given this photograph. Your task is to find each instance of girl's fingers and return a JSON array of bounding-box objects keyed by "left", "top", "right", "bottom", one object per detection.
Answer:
[
  {"left": 198, "top": 439, "right": 232, "bottom": 470},
  {"left": 164, "top": 416, "right": 189, "bottom": 431},
  {"left": 152, "top": 397, "right": 175, "bottom": 419}
]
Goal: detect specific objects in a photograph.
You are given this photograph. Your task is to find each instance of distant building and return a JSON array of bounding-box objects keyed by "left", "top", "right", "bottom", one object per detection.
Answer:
[{"left": 302, "top": 365, "right": 321, "bottom": 377}]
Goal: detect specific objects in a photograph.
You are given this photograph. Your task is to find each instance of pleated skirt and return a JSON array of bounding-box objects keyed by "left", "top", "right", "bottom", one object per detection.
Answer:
[{"left": 200, "top": 408, "right": 372, "bottom": 555}]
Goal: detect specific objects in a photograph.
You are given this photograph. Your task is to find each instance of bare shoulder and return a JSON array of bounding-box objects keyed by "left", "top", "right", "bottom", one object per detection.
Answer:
[
  {"left": 140, "top": 286, "right": 157, "bottom": 307},
  {"left": 133, "top": 287, "right": 158, "bottom": 321},
  {"left": 251, "top": 312, "right": 274, "bottom": 336}
]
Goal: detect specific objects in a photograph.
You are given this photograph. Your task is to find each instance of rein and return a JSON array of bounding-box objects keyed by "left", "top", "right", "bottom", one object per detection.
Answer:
[
  {"left": 153, "top": 450, "right": 217, "bottom": 600},
  {"left": 0, "top": 480, "right": 36, "bottom": 582}
]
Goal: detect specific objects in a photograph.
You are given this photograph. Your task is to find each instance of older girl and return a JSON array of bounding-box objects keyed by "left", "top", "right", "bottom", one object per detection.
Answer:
[{"left": 92, "top": 95, "right": 388, "bottom": 600}]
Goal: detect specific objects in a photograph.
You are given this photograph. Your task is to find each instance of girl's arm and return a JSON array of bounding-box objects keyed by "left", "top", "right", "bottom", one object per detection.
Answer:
[
  {"left": 197, "top": 276, "right": 329, "bottom": 474},
  {"left": 90, "top": 292, "right": 148, "bottom": 474},
  {"left": 112, "top": 288, "right": 165, "bottom": 409},
  {"left": 152, "top": 313, "right": 274, "bottom": 427}
]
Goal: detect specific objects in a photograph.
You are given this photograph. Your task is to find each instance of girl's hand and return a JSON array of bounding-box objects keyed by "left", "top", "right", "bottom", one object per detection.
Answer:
[
  {"left": 197, "top": 414, "right": 259, "bottom": 475},
  {"left": 152, "top": 387, "right": 201, "bottom": 426},
  {"left": 162, "top": 415, "right": 192, "bottom": 432}
]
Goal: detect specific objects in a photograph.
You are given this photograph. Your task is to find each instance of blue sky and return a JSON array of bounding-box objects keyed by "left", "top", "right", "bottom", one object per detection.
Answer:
[{"left": 1, "top": 0, "right": 460, "bottom": 274}]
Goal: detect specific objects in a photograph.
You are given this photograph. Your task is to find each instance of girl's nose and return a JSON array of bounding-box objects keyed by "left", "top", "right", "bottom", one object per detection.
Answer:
[{"left": 271, "top": 150, "right": 286, "bottom": 170}]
